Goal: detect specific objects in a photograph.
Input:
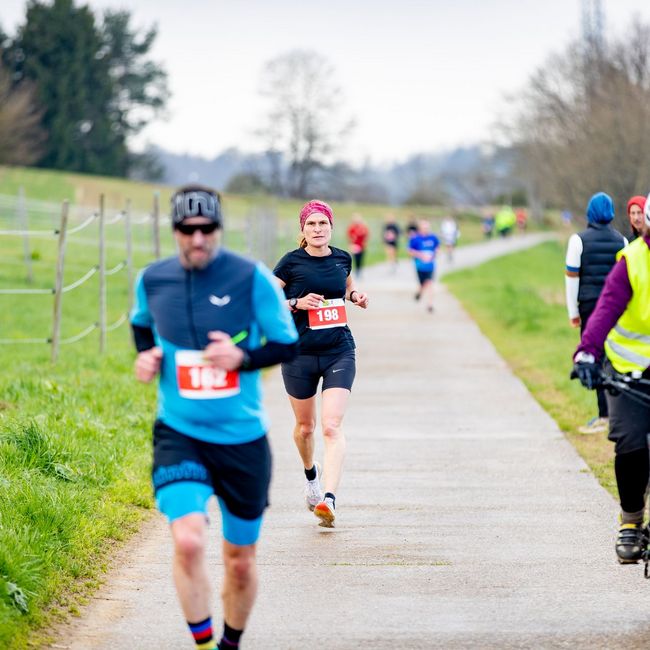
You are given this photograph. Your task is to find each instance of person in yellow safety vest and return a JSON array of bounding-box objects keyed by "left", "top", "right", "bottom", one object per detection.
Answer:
[
  {"left": 494, "top": 205, "right": 516, "bottom": 237},
  {"left": 572, "top": 192, "right": 650, "bottom": 565}
]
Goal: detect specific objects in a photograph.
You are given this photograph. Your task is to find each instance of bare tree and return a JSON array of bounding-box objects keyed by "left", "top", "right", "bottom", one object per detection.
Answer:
[
  {"left": 0, "top": 63, "right": 45, "bottom": 165},
  {"left": 258, "top": 50, "right": 354, "bottom": 198},
  {"left": 506, "top": 21, "right": 650, "bottom": 233}
]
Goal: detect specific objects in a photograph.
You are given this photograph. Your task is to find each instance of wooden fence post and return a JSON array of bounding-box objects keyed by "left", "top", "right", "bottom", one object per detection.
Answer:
[
  {"left": 99, "top": 194, "right": 106, "bottom": 353},
  {"left": 51, "top": 201, "right": 69, "bottom": 363},
  {"left": 152, "top": 192, "right": 160, "bottom": 259}
]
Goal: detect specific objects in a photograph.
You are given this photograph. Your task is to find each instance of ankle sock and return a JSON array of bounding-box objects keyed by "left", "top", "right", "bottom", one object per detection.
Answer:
[
  {"left": 324, "top": 492, "right": 336, "bottom": 507},
  {"left": 621, "top": 508, "right": 645, "bottom": 526},
  {"left": 188, "top": 617, "right": 216, "bottom": 649},
  {"left": 304, "top": 465, "right": 317, "bottom": 481},
  {"left": 219, "top": 622, "right": 243, "bottom": 649}
]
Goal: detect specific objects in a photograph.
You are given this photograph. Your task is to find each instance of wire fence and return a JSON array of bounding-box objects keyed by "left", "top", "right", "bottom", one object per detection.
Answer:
[
  {"left": 0, "top": 189, "right": 280, "bottom": 362},
  {"left": 0, "top": 194, "right": 144, "bottom": 361}
]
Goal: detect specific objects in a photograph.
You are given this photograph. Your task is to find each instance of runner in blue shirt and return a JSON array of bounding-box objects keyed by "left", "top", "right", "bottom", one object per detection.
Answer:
[
  {"left": 130, "top": 184, "right": 298, "bottom": 650},
  {"left": 408, "top": 219, "right": 439, "bottom": 313}
]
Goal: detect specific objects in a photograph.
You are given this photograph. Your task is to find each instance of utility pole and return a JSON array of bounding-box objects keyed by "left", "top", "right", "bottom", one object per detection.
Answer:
[
  {"left": 581, "top": 0, "right": 606, "bottom": 99},
  {"left": 582, "top": 0, "right": 605, "bottom": 58}
]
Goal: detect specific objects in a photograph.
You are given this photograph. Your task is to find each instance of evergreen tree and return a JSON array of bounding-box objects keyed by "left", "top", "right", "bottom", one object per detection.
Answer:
[
  {"left": 11, "top": 0, "right": 126, "bottom": 175},
  {"left": 99, "top": 10, "right": 169, "bottom": 141},
  {"left": 6, "top": 0, "right": 169, "bottom": 177}
]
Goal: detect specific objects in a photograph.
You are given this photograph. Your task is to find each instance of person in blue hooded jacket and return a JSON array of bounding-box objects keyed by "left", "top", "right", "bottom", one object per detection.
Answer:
[{"left": 565, "top": 192, "right": 628, "bottom": 434}]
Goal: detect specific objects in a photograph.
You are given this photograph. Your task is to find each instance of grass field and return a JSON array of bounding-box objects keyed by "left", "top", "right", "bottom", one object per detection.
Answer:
[
  {"left": 0, "top": 327, "right": 155, "bottom": 648},
  {"left": 0, "top": 163, "right": 517, "bottom": 272},
  {"left": 444, "top": 240, "right": 617, "bottom": 499}
]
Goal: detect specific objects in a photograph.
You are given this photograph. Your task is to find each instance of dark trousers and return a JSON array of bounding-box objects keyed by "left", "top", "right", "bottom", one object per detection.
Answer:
[
  {"left": 606, "top": 358, "right": 650, "bottom": 513},
  {"left": 579, "top": 300, "right": 608, "bottom": 418},
  {"left": 352, "top": 250, "right": 364, "bottom": 275}
]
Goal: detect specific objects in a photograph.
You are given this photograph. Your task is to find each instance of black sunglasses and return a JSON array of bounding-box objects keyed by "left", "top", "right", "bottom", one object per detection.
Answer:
[{"left": 175, "top": 222, "right": 219, "bottom": 235}]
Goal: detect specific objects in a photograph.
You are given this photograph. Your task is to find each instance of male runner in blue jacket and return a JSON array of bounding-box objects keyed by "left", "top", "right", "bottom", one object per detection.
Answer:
[{"left": 131, "top": 185, "right": 298, "bottom": 650}]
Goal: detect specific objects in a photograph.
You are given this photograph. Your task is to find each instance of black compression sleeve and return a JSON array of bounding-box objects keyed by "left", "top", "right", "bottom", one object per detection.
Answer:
[
  {"left": 240, "top": 341, "right": 298, "bottom": 371},
  {"left": 131, "top": 324, "right": 156, "bottom": 352}
]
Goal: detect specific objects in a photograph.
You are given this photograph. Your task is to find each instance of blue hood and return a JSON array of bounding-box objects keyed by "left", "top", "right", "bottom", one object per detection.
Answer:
[{"left": 586, "top": 192, "right": 615, "bottom": 224}]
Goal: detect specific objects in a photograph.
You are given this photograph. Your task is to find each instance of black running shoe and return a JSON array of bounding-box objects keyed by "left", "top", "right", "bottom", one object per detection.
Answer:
[{"left": 615, "top": 523, "right": 648, "bottom": 564}]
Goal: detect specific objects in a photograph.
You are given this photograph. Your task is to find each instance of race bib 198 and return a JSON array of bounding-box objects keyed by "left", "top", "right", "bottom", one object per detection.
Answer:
[
  {"left": 307, "top": 298, "right": 347, "bottom": 330},
  {"left": 175, "top": 350, "right": 240, "bottom": 399}
]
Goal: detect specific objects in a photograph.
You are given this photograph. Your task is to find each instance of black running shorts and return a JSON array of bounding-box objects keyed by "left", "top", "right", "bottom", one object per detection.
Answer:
[
  {"left": 152, "top": 420, "right": 272, "bottom": 520},
  {"left": 417, "top": 269, "right": 434, "bottom": 285},
  {"left": 281, "top": 349, "right": 356, "bottom": 399}
]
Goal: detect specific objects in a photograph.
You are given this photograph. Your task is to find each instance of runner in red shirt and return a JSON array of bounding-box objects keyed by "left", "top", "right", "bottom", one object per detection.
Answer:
[{"left": 347, "top": 213, "right": 370, "bottom": 278}]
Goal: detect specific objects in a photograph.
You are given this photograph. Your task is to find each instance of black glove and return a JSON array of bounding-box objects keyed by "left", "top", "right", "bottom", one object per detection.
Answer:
[{"left": 571, "top": 352, "right": 604, "bottom": 390}]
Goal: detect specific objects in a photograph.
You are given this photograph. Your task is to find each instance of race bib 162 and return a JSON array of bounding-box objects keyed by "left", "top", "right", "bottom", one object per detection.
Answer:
[{"left": 175, "top": 350, "right": 240, "bottom": 399}]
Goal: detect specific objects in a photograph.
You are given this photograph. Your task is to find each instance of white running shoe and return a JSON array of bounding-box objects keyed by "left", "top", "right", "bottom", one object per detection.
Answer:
[
  {"left": 304, "top": 462, "right": 323, "bottom": 511},
  {"left": 314, "top": 497, "right": 335, "bottom": 528},
  {"left": 578, "top": 417, "right": 608, "bottom": 435}
]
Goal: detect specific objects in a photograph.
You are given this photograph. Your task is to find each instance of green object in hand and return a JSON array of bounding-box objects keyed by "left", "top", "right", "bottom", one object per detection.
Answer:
[{"left": 231, "top": 330, "right": 248, "bottom": 345}]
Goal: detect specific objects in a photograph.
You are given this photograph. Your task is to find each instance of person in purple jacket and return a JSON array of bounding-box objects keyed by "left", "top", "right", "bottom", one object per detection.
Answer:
[{"left": 572, "top": 194, "right": 650, "bottom": 565}]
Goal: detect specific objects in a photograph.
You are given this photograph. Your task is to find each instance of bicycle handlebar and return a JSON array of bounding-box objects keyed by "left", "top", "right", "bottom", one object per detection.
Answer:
[{"left": 571, "top": 365, "right": 650, "bottom": 406}]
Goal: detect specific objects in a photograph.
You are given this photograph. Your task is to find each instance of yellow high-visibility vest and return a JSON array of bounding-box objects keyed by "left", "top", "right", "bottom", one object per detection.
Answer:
[{"left": 604, "top": 237, "right": 650, "bottom": 373}]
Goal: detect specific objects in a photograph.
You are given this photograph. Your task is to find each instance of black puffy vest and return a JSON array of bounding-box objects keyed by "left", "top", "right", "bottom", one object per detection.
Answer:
[{"left": 578, "top": 223, "right": 626, "bottom": 303}]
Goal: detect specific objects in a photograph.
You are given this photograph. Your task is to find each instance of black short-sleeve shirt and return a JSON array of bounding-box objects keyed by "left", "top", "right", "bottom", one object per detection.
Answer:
[{"left": 273, "top": 246, "right": 355, "bottom": 355}]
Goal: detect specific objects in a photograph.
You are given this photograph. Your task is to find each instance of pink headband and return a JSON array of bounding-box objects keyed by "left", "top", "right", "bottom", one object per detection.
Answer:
[{"left": 299, "top": 200, "right": 333, "bottom": 230}]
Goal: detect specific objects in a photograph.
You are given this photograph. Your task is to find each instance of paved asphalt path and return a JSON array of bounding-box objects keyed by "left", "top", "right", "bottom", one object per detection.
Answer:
[{"left": 52, "top": 234, "right": 650, "bottom": 649}]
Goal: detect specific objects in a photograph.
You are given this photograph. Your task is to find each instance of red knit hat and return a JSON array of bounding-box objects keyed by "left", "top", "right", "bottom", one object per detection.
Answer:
[
  {"left": 299, "top": 200, "right": 333, "bottom": 231},
  {"left": 627, "top": 195, "right": 646, "bottom": 215}
]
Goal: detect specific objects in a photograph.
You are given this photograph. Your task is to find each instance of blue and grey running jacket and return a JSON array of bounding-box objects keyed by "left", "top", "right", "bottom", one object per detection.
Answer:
[{"left": 130, "top": 249, "right": 298, "bottom": 445}]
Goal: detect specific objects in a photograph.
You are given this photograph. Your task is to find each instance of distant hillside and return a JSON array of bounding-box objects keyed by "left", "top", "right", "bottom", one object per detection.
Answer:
[
  {"left": 150, "top": 144, "right": 521, "bottom": 206},
  {"left": 153, "top": 146, "right": 272, "bottom": 190}
]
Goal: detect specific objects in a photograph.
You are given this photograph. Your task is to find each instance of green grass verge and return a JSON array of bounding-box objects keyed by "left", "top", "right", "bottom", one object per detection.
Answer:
[
  {"left": 444, "top": 240, "right": 617, "bottom": 499},
  {"left": 0, "top": 337, "right": 156, "bottom": 648}
]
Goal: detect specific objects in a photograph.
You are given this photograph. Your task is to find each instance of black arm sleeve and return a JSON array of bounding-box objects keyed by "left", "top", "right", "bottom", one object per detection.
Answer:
[
  {"left": 240, "top": 341, "right": 298, "bottom": 371},
  {"left": 131, "top": 324, "right": 156, "bottom": 353}
]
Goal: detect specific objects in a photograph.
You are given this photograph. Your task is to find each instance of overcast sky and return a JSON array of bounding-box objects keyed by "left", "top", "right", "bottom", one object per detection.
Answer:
[{"left": 3, "top": 0, "right": 650, "bottom": 164}]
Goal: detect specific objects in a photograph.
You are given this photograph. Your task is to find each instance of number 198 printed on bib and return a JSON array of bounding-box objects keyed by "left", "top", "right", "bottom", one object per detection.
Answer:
[{"left": 307, "top": 298, "right": 347, "bottom": 330}]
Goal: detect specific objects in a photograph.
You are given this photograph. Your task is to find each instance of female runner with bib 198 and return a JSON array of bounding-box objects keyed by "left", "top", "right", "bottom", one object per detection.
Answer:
[{"left": 273, "top": 200, "right": 369, "bottom": 527}]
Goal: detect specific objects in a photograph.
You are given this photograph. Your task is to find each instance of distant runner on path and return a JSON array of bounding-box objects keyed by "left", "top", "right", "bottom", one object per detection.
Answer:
[
  {"left": 273, "top": 200, "right": 369, "bottom": 528},
  {"left": 382, "top": 216, "right": 401, "bottom": 271},
  {"left": 130, "top": 185, "right": 298, "bottom": 650},
  {"left": 572, "top": 194, "right": 650, "bottom": 565},
  {"left": 440, "top": 215, "right": 460, "bottom": 262},
  {"left": 408, "top": 219, "right": 439, "bottom": 313},
  {"left": 347, "top": 212, "right": 370, "bottom": 278}
]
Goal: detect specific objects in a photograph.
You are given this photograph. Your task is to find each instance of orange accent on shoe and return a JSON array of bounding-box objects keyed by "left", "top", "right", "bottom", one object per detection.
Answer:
[{"left": 314, "top": 501, "right": 335, "bottom": 527}]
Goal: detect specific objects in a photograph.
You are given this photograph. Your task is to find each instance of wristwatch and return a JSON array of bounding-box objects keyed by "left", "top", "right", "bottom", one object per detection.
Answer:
[
  {"left": 289, "top": 297, "right": 298, "bottom": 311},
  {"left": 239, "top": 349, "right": 252, "bottom": 370},
  {"left": 574, "top": 351, "right": 595, "bottom": 364}
]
